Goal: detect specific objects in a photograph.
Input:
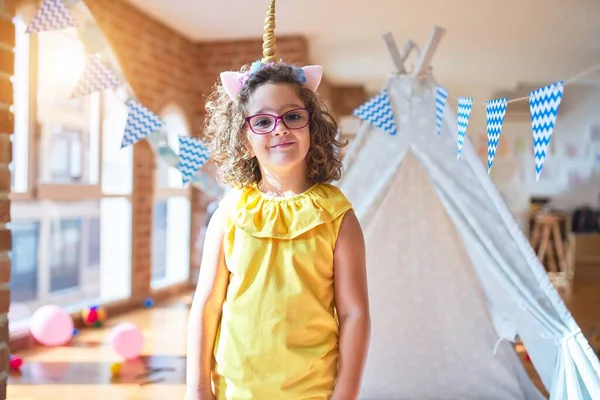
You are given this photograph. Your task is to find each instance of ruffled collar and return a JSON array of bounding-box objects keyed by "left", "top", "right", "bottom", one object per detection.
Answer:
[{"left": 220, "top": 183, "right": 352, "bottom": 239}]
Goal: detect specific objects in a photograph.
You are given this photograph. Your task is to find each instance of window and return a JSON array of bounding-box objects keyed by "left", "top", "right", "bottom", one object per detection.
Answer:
[
  {"left": 151, "top": 104, "right": 191, "bottom": 288},
  {"left": 10, "top": 221, "right": 40, "bottom": 303},
  {"left": 9, "top": 14, "right": 133, "bottom": 333}
]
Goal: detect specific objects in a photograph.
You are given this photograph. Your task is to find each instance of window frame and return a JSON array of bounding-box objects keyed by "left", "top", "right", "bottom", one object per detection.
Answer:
[{"left": 151, "top": 103, "right": 192, "bottom": 288}]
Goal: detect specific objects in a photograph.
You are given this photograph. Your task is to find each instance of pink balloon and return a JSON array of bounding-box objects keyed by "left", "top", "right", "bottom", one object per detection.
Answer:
[
  {"left": 109, "top": 322, "right": 143, "bottom": 360},
  {"left": 29, "top": 305, "right": 74, "bottom": 347}
]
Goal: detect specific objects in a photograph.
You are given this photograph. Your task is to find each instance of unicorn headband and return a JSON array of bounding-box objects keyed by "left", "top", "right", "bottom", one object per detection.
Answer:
[{"left": 220, "top": 0, "right": 323, "bottom": 101}]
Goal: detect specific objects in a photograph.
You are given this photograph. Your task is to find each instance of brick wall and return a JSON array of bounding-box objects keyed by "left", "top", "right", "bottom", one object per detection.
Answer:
[
  {"left": 330, "top": 85, "right": 368, "bottom": 117},
  {"left": 0, "top": 5, "right": 14, "bottom": 399},
  {"left": 196, "top": 36, "right": 309, "bottom": 95}
]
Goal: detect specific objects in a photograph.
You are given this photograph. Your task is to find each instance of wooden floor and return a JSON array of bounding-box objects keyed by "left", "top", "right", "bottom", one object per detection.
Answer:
[{"left": 7, "top": 266, "right": 600, "bottom": 400}]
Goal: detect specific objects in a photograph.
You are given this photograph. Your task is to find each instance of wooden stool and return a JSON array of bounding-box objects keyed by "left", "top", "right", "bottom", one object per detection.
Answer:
[{"left": 530, "top": 212, "right": 574, "bottom": 296}]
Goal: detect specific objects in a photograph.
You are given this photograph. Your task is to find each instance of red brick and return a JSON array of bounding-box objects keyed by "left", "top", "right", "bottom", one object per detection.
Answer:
[
  {"left": 0, "top": 48, "right": 14, "bottom": 77},
  {"left": 0, "top": 289, "right": 9, "bottom": 314},
  {"left": 0, "top": 166, "right": 8, "bottom": 193},
  {"left": 0, "top": 109, "right": 11, "bottom": 135},
  {"left": 0, "top": 321, "right": 7, "bottom": 349},
  {"left": 0, "top": 230, "right": 10, "bottom": 254},
  {"left": 0, "top": 134, "right": 10, "bottom": 165},
  {"left": 0, "top": 200, "right": 8, "bottom": 224},
  {"left": 0, "top": 78, "right": 11, "bottom": 105},
  {"left": 0, "top": 17, "right": 14, "bottom": 49},
  {"left": 0, "top": 256, "right": 10, "bottom": 285}
]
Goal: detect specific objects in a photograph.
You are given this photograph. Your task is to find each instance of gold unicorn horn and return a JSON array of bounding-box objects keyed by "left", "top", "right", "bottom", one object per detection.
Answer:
[{"left": 261, "top": 0, "right": 277, "bottom": 63}]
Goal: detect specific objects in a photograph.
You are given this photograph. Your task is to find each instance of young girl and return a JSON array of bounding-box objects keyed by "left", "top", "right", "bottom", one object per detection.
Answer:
[{"left": 186, "top": 3, "right": 370, "bottom": 399}]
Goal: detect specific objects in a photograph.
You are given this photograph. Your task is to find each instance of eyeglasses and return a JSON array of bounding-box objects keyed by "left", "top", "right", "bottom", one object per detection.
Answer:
[{"left": 245, "top": 107, "right": 310, "bottom": 135}]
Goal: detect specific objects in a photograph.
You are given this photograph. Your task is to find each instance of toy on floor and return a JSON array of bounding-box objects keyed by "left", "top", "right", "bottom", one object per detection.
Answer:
[
  {"left": 81, "top": 305, "right": 107, "bottom": 327},
  {"left": 9, "top": 355, "right": 23, "bottom": 371},
  {"left": 109, "top": 322, "right": 144, "bottom": 360},
  {"left": 30, "top": 304, "right": 74, "bottom": 347},
  {"left": 109, "top": 362, "right": 122, "bottom": 376}
]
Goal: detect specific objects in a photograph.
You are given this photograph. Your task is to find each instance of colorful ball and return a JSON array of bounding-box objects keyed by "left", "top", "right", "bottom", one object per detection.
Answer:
[
  {"left": 9, "top": 355, "right": 23, "bottom": 370},
  {"left": 109, "top": 322, "right": 143, "bottom": 360},
  {"left": 109, "top": 362, "right": 121, "bottom": 376},
  {"left": 29, "top": 305, "right": 74, "bottom": 347},
  {"left": 81, "top": 306, "right": 107, "bottom": 327}
]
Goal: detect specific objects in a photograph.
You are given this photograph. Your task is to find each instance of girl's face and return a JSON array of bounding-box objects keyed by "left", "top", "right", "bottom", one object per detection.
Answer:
[{"left": 244, "top": 83, "right": 311, "bottom": 178}]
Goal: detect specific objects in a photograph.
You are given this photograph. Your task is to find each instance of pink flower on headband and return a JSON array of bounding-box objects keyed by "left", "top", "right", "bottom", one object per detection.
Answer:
[
  {"left": 237, "top": 61, "right": 273, "bottom": 87},
  {"left": 238, "top": 71, "right": 251, "bottom": 86}
]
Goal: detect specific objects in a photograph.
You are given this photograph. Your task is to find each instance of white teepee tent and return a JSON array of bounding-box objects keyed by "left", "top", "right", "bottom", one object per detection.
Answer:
[{"left": 338, "top": 29, "right": 600, "bottom": 400}]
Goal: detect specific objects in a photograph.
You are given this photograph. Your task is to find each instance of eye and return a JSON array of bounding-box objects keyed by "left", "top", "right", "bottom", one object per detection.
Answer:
[
  {"left": 284, "top": 112, "right": 302, "bottom": 121},
  {"left": 253, "top": 117, "right": 272, "bottom": 127}
]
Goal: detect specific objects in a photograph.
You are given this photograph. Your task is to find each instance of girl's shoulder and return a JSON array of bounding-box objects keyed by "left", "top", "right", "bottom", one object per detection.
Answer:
[{"left": 218, "top": 183, "right": 353, "bottom": 239}]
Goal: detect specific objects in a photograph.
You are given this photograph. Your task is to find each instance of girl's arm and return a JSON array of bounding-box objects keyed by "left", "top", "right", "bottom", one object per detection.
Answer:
[
  {"left": 186, "top": 206, "right": 230, "bottom": 399},
  {"left": 331, "top": 210, "right": 371, "bottom": 400}
]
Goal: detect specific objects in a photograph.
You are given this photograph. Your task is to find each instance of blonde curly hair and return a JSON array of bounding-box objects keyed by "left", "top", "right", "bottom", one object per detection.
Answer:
[{"left": 203, "top": 62, "right": 346, "bottom": 188}]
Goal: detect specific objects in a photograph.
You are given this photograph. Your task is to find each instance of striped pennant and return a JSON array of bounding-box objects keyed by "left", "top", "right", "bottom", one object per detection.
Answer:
[
  {"left": 353, "top": 90, "right": 397, "bottom": 136},
  {"left": 486, "top": 98, "right": 508, "bottom": 174},
  {"left": 529, "top": 82, "right": 564, "bottom": 181},
  {"left": 26, "top": 0, "right": 76, "bottom": 34},
  {"left": 178, "top": 136, "right": 210, "bottom": 185},
  {"left": 71, "top": 56, "right": 122, "bottom": 98},
  {"left": 457, "top": 97, "right": 473, "bottom": 159},
  {"left": 121, "top": 100, "right": 164, "bottom": 148},
  {"left": 435, "top": 86, "right": 448, "bottom": 135}
]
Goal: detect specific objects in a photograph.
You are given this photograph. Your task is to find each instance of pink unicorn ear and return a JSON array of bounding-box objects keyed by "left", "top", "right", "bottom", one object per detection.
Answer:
[
  {"left": 302, "top": 65, "right": 323, "bottom": 92},
  {"left": 220, "top": 71, "right": 245, "bottom": 101}
]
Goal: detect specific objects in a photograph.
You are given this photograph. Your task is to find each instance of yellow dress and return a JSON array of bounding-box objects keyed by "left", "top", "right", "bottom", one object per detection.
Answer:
[{"left": 212, "top": 182, "right": 353, "bottom": 400}]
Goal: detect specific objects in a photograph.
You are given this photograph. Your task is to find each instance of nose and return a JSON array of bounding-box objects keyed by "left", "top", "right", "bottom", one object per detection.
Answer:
[{"left": 272, "top": 116, "right": 289, "bottom": 136}]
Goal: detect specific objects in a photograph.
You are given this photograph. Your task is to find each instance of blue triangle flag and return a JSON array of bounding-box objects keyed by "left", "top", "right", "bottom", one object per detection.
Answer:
[
  {"left": 178, "top": 136, "right": 210, "bottom": 185},
  {"left": 486, "top": 98, "right": 508, "bottom": 174},
  {"left": 435, "top": 86, "right": 448, "bottom": 135},
  {"left": 353, "top": 90, "right": 397, "bottom": 136},
  {"left": 529, "top": 82, "right": 564, "bottom": 181},
  {"left": 26, "top": 0, "right": 76, "bottom": 34},
  {"left": 121, "top": 100, "right": 164, "bottom": 148}
]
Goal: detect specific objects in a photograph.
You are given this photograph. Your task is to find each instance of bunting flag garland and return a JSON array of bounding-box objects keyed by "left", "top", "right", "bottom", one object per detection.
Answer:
[
  {"left": 25, "top": 0, "right": 77, "bottom": 34},
  {"left": 353, "top": 90, "right": 398, "bottom": 136},
  {"left": 435, "top": 86, "right": 448, "bottom": 135},
  {"left": 146, "top": 132, "right": 222, "bottom": 197},
  {"left": 456, "top": 97, "right": 473, "bottom": 159},
  {"left": 70, "top": 56, "right": 123, "bottom": 98},
  {"left": 486, "top": 98, "right": 508, "bottom": 174},
  {"left": 529, "top": 82, "right": 565, "bottom": 181},
  {"left": 121, "top": 100, "right": 165, "bottom": 148},
  {"left": 178, "top": 137, "right": 210, "bottom": 185}
]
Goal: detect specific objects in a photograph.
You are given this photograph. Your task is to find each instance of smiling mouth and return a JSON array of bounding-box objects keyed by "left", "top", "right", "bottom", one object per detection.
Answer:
[{"left": 271, "top": 141, "right": 295, "bottom": 148}]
